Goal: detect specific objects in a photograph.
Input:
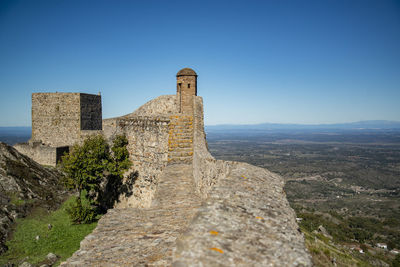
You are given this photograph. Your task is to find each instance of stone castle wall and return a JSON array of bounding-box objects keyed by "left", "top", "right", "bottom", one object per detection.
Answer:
[
  {"left": 103, "top": 94, "right": 177, "bottom": 208},
  {"left": 13, "top": 142, "right": 58, "bottom": 166},
  {"left": 192, "top": 96, "right": 232, "bottom": 198},
  {"left": 105, "top": 116, "right": 170, "bottom": 208},
  {"left": 104, "top": 94, "right": 225, "bottom": 206},
  {"left": 126, "top": 95, "right": 178, "bottom": 117}
]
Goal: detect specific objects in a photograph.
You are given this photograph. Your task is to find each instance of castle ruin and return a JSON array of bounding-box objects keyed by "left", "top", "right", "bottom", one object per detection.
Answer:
[
  {"left": 15, "top": 68, "right": 312, "bottom": 266},
  {"left": 31, "top": 92, "right": 102, "bottom": 146},
  {"left": 15, "top": 93, "right": 102, "bottom": 166}
]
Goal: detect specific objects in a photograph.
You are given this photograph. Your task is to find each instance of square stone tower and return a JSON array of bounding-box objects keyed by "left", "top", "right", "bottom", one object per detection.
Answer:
[
  {"left": 176, "top": 68, "right": 197, "bottom": 114},
  {"left": 31, "top": 92, "right": 102, "bottom": 147}
]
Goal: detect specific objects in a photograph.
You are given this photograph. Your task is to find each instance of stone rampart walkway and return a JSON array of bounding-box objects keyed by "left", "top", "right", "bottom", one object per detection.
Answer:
[
  {"left": 173, "top": 162, "right": 312, "bottom": 266},
  {"left": 60, "top": 164, "right": 201, "bottom": 266}
]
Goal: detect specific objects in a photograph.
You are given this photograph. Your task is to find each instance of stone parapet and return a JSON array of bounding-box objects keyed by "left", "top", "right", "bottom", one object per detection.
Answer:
[
  {"left": 173, "top": 162, "right": 312, "bottom": 266},
  {"left": 13, "top": 142, "right": 58, "bottom": 166},
  {"left": 192, "top": 96, "right": 231, "bottom": 198}
]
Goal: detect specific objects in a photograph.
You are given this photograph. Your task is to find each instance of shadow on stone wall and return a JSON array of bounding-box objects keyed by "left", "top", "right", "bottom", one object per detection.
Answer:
[{"left": 97, "top": 171, "right": 139, "bottom": 212}]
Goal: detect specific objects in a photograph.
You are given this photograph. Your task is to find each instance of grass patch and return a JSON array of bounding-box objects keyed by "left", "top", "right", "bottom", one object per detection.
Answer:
[
  {"left": 0, "top": 196, "right": 98, "bottom": 266},
  {"left": 6, "top": 192, "right": 34, "bottom": 206}
]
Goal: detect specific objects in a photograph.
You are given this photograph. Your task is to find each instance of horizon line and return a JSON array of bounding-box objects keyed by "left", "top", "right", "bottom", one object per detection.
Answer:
[{"left": 2, "top": 119, "right": 400, "bottom": 128}]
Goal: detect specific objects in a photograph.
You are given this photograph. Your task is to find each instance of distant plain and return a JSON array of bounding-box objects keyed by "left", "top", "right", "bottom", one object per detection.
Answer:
[{"left": 206, "top": 123, "right": 400, "bottom": 266}]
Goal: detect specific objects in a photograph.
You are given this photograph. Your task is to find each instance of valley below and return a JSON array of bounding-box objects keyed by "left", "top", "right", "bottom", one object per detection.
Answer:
[{"left": 207, "top": 129, "right": 400, "bottom": 266}]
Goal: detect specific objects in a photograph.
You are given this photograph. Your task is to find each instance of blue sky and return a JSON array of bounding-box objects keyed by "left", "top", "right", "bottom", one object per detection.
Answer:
[{"left": 0, "top": 0, "right": 399, "bottom": 126}]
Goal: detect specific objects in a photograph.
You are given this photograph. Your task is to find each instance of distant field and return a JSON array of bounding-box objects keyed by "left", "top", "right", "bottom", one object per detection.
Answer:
[
  {"left": 205, "top": 128, "right": 400, "bottom": 144},
  {"left": 0, "top": 127, "right": 31, "bottom": 145}
]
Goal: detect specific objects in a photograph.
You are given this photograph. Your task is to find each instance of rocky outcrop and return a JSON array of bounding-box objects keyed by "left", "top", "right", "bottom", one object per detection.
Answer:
[{"left": 0, "top": 142, "right": 65, "bottom": 254}]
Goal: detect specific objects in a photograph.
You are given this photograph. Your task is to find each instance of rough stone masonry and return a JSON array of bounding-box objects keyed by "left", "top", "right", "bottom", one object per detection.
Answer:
[
  {"left": 18, "top": 68, "right": 312, "bottom": 266},
  {"left": 14, "top": 93, "right": 102, "bottom": 166}
]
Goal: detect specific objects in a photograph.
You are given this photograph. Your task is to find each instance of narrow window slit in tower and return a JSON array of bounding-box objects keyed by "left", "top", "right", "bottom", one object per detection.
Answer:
[{"left": 188, "top": 83, "right": 190, "bottom": 88}]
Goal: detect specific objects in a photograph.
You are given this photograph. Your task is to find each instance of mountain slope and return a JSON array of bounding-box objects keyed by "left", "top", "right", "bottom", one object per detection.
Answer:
[{"left": 0, "top": 142, "right": 65, "bottom": 254}]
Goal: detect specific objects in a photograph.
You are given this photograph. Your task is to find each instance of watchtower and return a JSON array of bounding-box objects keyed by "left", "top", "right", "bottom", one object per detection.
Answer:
[{"left": 176, "top": 68, "right": 197, "bottom": 113}]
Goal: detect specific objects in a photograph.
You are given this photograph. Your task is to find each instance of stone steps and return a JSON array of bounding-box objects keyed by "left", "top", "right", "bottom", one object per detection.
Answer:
[
  {"left": 61, "top": 164, "right": 201, "bottom": 266},
  {"left": 169, "top": 152, "right": 192, "bottom": 157},
  {"left": 168, "top": 143, "right": 192, "bottom": 149},
  {"left": 168, "top": 115, "right": 194, "bottom": 163}
]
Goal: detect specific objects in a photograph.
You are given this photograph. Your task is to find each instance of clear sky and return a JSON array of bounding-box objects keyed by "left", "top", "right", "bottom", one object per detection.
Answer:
[{"left": 0, "top": 0, "right": 399, "bottom": 126}]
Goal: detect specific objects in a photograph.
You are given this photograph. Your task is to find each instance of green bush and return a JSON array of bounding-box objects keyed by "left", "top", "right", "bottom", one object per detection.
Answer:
[
  {"left": 62, "top": 135, "right": 131, "bottom": 223},
  {"left": 66, "top": 197, "right": 96, "bottom": 224}
]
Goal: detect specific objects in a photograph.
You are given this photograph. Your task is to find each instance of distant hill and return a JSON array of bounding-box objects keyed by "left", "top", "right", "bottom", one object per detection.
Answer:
[
  {"left": 206, "top": 120, "right": 400, "bottom": 132},
  {"left": 0, "top": 127, "right": 31, "bottom": 145}
]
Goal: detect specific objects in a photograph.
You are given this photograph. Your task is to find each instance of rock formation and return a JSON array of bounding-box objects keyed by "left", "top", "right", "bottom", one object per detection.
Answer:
[{"left": 0, "top": 142, "right": 65, "bottom": 254}]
